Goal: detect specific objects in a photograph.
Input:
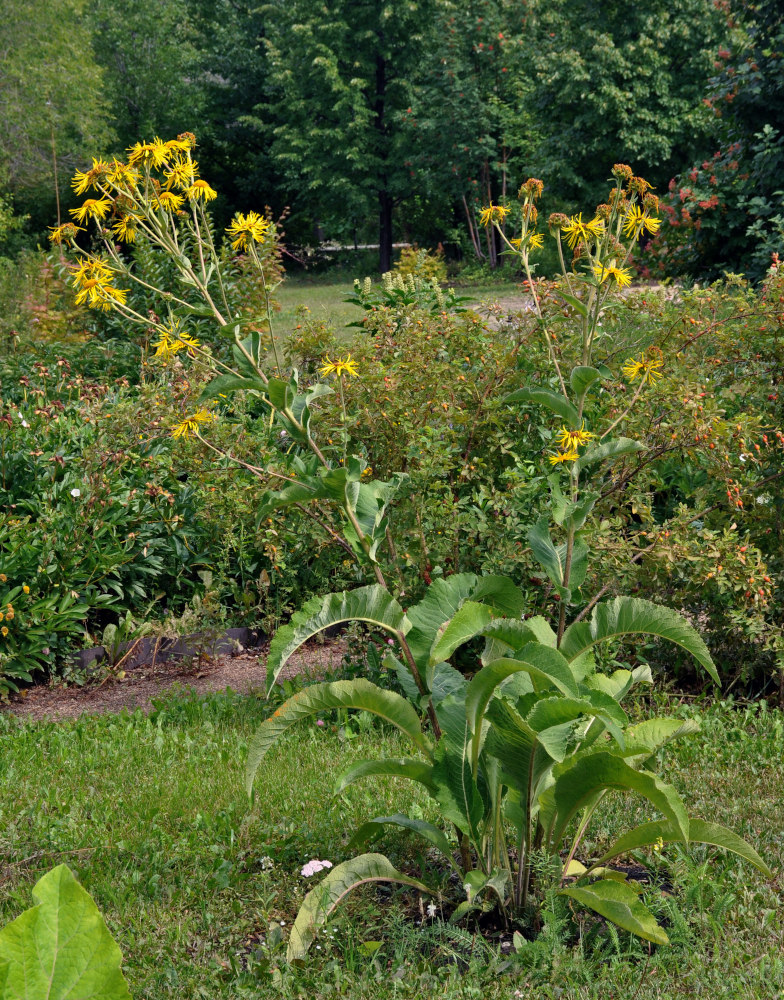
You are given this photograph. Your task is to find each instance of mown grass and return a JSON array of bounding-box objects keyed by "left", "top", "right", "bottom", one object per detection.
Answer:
[
  {"left": 274, "top": 275, "right": 523, "bottom": 342},
  {"left": 1, "top": 691, "right": 782, "bottom": 999}
]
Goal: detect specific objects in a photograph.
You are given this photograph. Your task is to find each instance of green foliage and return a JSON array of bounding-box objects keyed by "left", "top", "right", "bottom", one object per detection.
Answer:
[{"left": 0, "top": 865, "right": 131, "bottom": 1000}]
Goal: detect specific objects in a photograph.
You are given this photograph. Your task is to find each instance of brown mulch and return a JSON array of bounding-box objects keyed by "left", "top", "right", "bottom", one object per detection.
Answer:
[{"left": 3, "top": 638, "right": 347, "bottom": 723}]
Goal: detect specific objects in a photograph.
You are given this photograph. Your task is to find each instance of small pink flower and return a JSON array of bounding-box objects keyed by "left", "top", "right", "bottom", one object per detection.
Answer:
[
  {"left": 316, "top": 719, "right": 325, "bottom": 727},
  {"left": 301, "top": 859, "right": 333, "bottom": 877}
]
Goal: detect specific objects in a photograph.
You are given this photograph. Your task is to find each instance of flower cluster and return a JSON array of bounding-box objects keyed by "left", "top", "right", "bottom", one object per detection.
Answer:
[
  {"left": 301, "top": 858, "right": 333, "bottom": 877},
  {"left": 151, "top": 321, "right": 201, "bottom": 361},
  {"left": 69, "top": 258, "right": 128, "bottom": 311},
  {"left": 549, "top": 422, "right": 595, "bottom": 467}
]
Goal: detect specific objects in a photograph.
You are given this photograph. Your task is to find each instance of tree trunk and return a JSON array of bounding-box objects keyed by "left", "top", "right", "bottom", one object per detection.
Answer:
[{"left": 378, "top": 189, "right": 393, "bottom": 273}]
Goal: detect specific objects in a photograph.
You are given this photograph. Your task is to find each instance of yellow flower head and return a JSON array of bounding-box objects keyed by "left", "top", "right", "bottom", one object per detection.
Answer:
[
  {"left": 652, "top": 836, "right": 665, "bottom": 853},
  {"left": 5, "top": 609, "right": 13, "bottom": 620},
  {"left": 0, "top": 574, "right": 6, "bottom": 583},
  {"left": 127, "top": 138, "right": 171, "bottom": 169},
  {"left": 70, "top": 257, "right": 127, "bottom": 310},
  {"left": 592, "top": 263, "right": 633, "bottom": 288},
  {"left": 106, "top": 159, "right": 140, "bottom": 190},
  {"left": 186, "top": 179, "right": 217, "bottom": 202},
  {"left": 22, "top": 584, "right": 29, "bottom": 593},
  {"left": 562, "top": 213, "right": 604, "bottom": 249},
  {"left": 622, "top": 352, "right": 664, "bottom": 385},
  {"left": 319, "top": 354, "right": 359, "bottom": 378},
  {"left": 172, "top": 408, "right": 215, "bottom": 439},
  {"left": 555, "top": 422, "right": 594, "bottom": 450},
  {"left": 548, "top": 449, "right": 579, "bottom": 466},
  {"left": 512, "top": 232, "right": 544, "bottom": 252},
  {"left": 165, "top": 137, "right": 193, "bottom": 155},
  {"left": 152, "top": 321, "right": 200, "bottom": 361},
  {"left": 165, "top": 159, "right": 198, "bottom": 190},
  {"left": 71, "top": 158, "right": 111, "bottom": 195},
  {"left": 226, "top": 211, "right": 271, "bottom": 251},
  {"left": 112, "top": 215, "right": 139, "bottom": 243},
  {"left": 69, "top": 198, "right": 113, "bottom": 224},
  {"left": 48, "top": 223, "right": 84, "bottom": 245},
  {"left": 155, "top": 190, "right": 185, "bottom": 212},
  {"left": 1, "top": 626, "right": 7, "bottom": 637},
  {"left": 622, "top": 205, "right": 661, "bottom": 239},
  {"left": 479, "top": 203, "right": 509, "bottom": 227}
]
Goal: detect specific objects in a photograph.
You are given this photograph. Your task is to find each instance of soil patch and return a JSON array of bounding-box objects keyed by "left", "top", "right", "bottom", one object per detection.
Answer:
[{"left": 3, "top": 638, "right": 347, "bottom": 723}]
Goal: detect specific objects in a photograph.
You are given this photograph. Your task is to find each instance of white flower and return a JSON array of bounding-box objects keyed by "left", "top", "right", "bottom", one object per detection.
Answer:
[
  {"left": 301, "top": 859, "right": 333, "bottom": 877},
  {"left": 259, "top": 855, "right": 274, "bottom": 870},
  {"left": 70, "top": 488, "right": 81, "bottom": 497},
  {"left": 426, "top": 902, "right": 437, "bottom": 918}
]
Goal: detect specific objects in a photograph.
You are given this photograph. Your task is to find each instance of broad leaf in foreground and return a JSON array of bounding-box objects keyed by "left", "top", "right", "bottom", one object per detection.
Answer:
[
  {"left": 246, "top": 680, "right": 430, "bottom": 794},
  {"left": 0, "top": 865, "right": 131, "bottom": 1000},
  {"left": 560, "top": 878, "right": 668, "bottom": 945},
  {"left": 287, "top": 854, "right": 433, "bottom": 960}
]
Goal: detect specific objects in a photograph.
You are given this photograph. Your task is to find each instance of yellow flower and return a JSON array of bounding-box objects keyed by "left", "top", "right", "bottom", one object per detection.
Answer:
[
  {"left": 555, "top": 422, "right": 594, "bottom": 450},
  {"left": 5, "top": 609, "right": 13, "bottom": 620},
  {"left": 0, "top": 612, "right": 4, "bottom": 622},
  {"left": 592, "top": 263, "right": 633, "bottom": 287},
  {"left": 562, "top": 213, "right": 604, "bottom": 249},
  {"left": 622, "top": 205, "right": 661, "bottom": 238},
  {"left": 1, "top": 626, "right": 7, "bottom": 637},
  {"left": 106, "top": 159, "right": 140, "bottom": 190},
  {"left": 112, "top": 215, "right": 139, "bottom": 243},
  {"left": 127, "top": 138, "right": 171, "bottom": 169},
  {"left": 70, "top": 258, "right": 128, "bottom": 310},
  {"left": 151, "top": 321, "right": 199, "bottom": 361},
  {"left": 652, "top": 836, "right": 664, "bottom": 853},
  {"left": 479, "top": 203, "right": 509, "bottom": 227},
  {"left": 319, "top": 354, "right": 359, "bottom": 378},
  {"left": 155, "top": 190, "right": 185, "bottom": 212},
  {"left": 172, "top": 408, "right": 215, "bottom": 439},
  {"left": 0, "top": 574, "right": 6, "bottom": 583},
  {"left": 548, "top": 449, "right": 579, "bottom": 466},
  {"left": 165, "top": 137, "right": 193, "bottom": 154},
  {"left": 71, "top": 158, "right": 110, "bottom": 195},
  {"left": 511, "top": 232, "right": 544, "bottom": 252},
  {"left": 48, "top": 223, "right": 84, "bottom": 245},
  {"left": 186, "top": 179, "right": 218, "bottom": 202},
  {"left": 226, "top": 211, "right": 271, "bottom": 251},
  {"left": 69, "top": 198, "right": 112, "bottom": 224},
  {"left": 165, "top": 160, "right": 198, "bottom": 190},
  {"left": 622, "top": 354, "right": 664, "bottom": 385}
]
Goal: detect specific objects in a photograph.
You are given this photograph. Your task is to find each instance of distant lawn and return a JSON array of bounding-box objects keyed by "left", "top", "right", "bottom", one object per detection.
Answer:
[
  {"left": 1, "top": 692, "right": 782, "bottom": 999},
  {"left": 274, "top": 274, "right": 525, "bottom": 344}
]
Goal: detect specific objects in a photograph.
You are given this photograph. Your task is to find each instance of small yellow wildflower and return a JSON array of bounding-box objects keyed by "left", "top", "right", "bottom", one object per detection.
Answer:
[
  {"left": 652, "top": 836, "right": 665, "bottom": 853},
  {"left": 112, "top": 215, "right": 139, "bottom": 243},
  {"left": 562, "top": 213, "right": 604, "bottom": 249},
  {"left": 0, "top": 574, "right": 6, "bottom": 583},
  {"left": 69, "top": 198, "right": 112, "bottom": 224},
  {"left": 165, "top": 137, "right": 193, "bottom": 154},
  {"left": 106, "top": 159, "right": 140, "bottom": 189},
  {"left": 512, "top": 232, "right": 544, "bottom": 251},
  {"left": 165, "top": 159, "right": 198, "bottom": 190},
  {"left": 555, "top": 423, "right": 594, "bottom": 450},
  {"left": 226, "top": 211, "right": 271, "bottom": 251},
  {"left": 48, "top": 223, "right": 84, "bottom": 245},
  {"left": 71, "top": 158, "right": 110, "bottom": 195},
  {"left": 127, "top": 138, "right": 171, "bottom": 169},
  {"left": 152, "top": 322, "right": 200, "bottom": 361},
  {"left": 622, "top": 354, "right": 664, "bottom": 385},
  {"left": 186, "top": 179, "right": 218, "bottom": 202},
  {"left": 70, "top": 258, "right": 128, "bottom": 310},
  {"left": 5, "top": 609, "right": 13, "bottom": 620},
  {"left": 1, "top": 626, "right": 7, "bottom": 637},
  {"left": 592, "top": 263, "right": 633, "bottom": 288},
  {"left": 0, "top": 612, "right": 4, "bottom": 622},
  {"left": 319, "top": 355, "right": 359, "bottom": 378},
  {"left": 622, "top": 205, "right": 661, "bottom": 238},
  {"left": 479, "top": 203, "right": 509, "bottom": 227},
  {"left": 155, "top": 190, "right": 185, "bottom": 212},
  {"left": 172, "top": 409, "right": 216, "bottom": 439},
  {"left": 548, "top": 449, "right": 579, "bottom": 466}
]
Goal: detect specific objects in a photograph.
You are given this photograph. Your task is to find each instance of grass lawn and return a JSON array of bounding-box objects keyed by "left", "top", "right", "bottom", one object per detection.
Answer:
[
  {"left": 274, "top": 275, "right": 524, "bottom": 342},
  {"left": 1, "top": 690, "right": 782, "bottom": 999}
]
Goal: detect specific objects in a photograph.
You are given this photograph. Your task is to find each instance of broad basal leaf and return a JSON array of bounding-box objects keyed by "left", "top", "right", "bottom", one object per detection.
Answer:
[
  {"left": 0, "top": 865, "right": 131, "bottom": 1000},
  {"left": 347, "top": 814, "right": 455, "bottom": 865},
  {"left": 560, "top": 879, "right": 668, "bottom": 945}
]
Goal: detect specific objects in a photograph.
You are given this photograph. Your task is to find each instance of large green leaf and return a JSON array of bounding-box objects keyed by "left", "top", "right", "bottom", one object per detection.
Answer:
[
  {"left": 428, "top": 601, "right": 494, "bottom": 666},
  {"left": 570, "top": 365, "right": 603, "bottom": 400},
  {"left": 431, "top": 696, "right": 486, "bottom": 842},
  {"left": 334, "top": 758, "right": 436, "bottom": 795},
  {"left": 560, "top": 879, "right": 668, "bottom": 945},
  {"left": 266, "top": 585, "right": 408, "bottom": 690},
  {"left": 577, "top": 437, "right": 646, "bottom": 471},
  {"left": 199, "top": 372, "right": 266, "bottom": 401},
  {"left": 506, "top": 387, "right": 580, "bottom": 428},
  {"left": 347, "top": 814, "right": 455, "bottom": 865},
  {"left": 246, "top": 680, "right": 430, "bottom": 794},
  {"left": 548, "top": 751, "right": 689, "bottom": 848},
  {"left": 287, "top": 854, "right": 433, "bottom": 960},
  {"left": 597, "top": 819, "right": 771, "bottom": 876},
  {"left": 0, "top": 865, "right": 131, "bottom": 999},
  {"left": 559, "top": 597, "right": 720, "bottom": 685}
]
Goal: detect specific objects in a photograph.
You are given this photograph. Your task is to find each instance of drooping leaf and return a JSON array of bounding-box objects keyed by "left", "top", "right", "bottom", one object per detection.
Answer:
[
  {"left": 266, "top": 586, "right": 408, "bottom": 690},
  {"left": 347, "top": 814, "right": 455, "bottom": 865},
  {"left": 506, "top": 387, "right": 580, "bottom": 427},
  {"left": 334, "top": 758, "right": 436, "bottom": 796},
  {"left": 570, "top": 365, "right": 603, "bottom": 399},
  {"left": 287, "top": 854, "right": 433, "bottom": 960},
  {"left": 560, "top": 879, "right": 669, "bottom": 945},
  {"left": 429, "top": 601, "right": 494, "bottom": 666},
  {"left": 246, "top": 680, "right": 430, "bottom": 794},
  {"left": 0, "top": 865, "right": 132, "bottom": 1000},
  {"left": 548, "top": 751, "right": 689, "bottom": 849},
  {"left": 199, "top": 372, "right": 266, "bottom": 401},
  {"left": 559, "top": 597, "right": 720, "bottom": 685},
  {"left": 431, "top": 696, "right": 485, "bottom": 842},
  {"left": 577, "top": 437, "right": 646, "bottom": 471},
  {"left": 596, "top": 819, "right": 771, "bottom": 876}
]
